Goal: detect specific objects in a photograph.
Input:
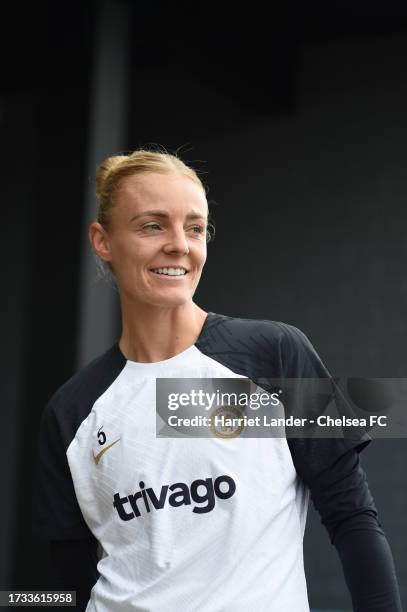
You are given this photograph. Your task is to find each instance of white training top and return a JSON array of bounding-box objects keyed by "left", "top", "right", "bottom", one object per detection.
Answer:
[{"left": 35, "top": 312, "right": 370, "bottom": 611}]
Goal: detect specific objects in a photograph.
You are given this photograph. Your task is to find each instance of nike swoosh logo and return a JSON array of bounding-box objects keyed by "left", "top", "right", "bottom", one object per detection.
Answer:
[{"left": 93, "top": 438, "right": 121, "bottom": 464}]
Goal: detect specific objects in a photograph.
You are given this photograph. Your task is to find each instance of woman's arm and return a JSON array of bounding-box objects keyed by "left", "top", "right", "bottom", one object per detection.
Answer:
[{"left": 309, "top": 448, "right": 403, "bottom": 612}]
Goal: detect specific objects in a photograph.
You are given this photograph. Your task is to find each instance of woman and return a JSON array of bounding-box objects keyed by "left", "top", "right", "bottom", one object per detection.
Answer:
[{"left": 34, "top": 149, "right": 402, "bottom": 611}]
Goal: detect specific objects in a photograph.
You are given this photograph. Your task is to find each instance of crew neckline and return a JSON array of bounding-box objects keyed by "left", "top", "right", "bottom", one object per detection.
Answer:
[{"left": 116, "top": 311, "right": 215, "bottom": 369}]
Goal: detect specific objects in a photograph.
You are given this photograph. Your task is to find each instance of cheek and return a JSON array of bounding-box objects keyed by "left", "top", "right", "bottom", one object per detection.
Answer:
[
  {"left": 113, "top": 235, "right": 149, "bottom": 262},
  {"left": 199, "top": 246, "right": 207, "bottom": 267},
  {"left": 109, "top": 240, "right": 148, "bottom": 284},
  {"left": 193, "top": 241, "right": 207, "bottom": 265}
]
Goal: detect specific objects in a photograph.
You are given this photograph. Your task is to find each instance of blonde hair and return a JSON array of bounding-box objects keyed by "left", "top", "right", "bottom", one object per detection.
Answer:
[
  {"left": 93, "top": 147, "right": 215, "bottom": 285},
  {"left": 96, "top": 148, "right": 208, "bottom": 229}
]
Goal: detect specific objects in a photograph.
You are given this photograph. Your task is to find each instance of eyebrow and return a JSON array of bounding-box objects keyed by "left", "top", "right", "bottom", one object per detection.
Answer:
[{"left": 128, "top": 209, "right": 207, "bottom": 223}]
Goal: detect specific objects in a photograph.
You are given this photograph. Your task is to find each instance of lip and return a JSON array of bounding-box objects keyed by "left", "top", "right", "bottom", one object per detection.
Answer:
[{"left": 149, "top": 267, "right": 189, "bottom": 272}]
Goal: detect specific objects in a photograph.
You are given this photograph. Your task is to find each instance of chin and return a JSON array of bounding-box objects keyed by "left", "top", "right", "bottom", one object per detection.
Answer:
[{"left": 146, "top": 291, "right": 193, "bottom": 309}]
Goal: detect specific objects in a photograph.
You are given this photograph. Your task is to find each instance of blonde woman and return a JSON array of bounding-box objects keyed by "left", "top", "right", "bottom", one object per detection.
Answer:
[{"left": 34, "top": 149, "right": 402, "bottom": 611}]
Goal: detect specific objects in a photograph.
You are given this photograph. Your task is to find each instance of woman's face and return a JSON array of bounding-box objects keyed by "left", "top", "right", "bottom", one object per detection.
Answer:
[{"left": 91, "top": 172, "right": 208, "bottom": 308}]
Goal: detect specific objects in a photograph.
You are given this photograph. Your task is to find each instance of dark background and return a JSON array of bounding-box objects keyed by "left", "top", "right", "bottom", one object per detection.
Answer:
[{"left": 1, "top": 1, "right": 406, "bottom": 610}]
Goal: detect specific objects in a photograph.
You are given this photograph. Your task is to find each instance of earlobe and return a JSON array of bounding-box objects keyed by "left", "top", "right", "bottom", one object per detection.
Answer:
[{"left": 89, "top": 222, "right": 112, "bottom": 262}]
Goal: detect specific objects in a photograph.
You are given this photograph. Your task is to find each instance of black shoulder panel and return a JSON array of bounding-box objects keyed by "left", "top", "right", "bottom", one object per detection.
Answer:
[
  {"left": 197, "top": 312, "right": 371, "bottom": 483},
  {"left": 197, "top": 312, "right": 291, "bottom": 380},
  {"left": 45, "top": 343, "right": 126, "bottom": 452}
]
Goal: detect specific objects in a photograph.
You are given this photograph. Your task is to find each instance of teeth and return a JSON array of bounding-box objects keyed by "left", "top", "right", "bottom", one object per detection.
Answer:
[{"left": 152, "top": 267, "right": 187, "bottom": 276}]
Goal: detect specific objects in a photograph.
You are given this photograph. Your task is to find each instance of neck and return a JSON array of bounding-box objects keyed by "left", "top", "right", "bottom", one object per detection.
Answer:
[{"left": 118, "top": 299, "right": 208, "bottom": 363}]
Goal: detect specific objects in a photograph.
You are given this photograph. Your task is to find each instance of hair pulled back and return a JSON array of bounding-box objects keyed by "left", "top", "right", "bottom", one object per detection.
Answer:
[{"left": 95, "top": 148, "right": 207, "bottom": 230}]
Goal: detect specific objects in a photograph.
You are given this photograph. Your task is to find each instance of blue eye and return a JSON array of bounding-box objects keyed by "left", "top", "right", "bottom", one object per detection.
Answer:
[
  {"left": 142, "top": 223, "right": 205, "bottom": 235},
  {"left": 144, "top": 223, "right": 161, "bottom": 231}
]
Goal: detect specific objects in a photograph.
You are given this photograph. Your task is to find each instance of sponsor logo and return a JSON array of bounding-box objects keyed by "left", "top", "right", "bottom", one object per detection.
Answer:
[{"left": 113, "top": 475, "right": 236, "bottom": 521}]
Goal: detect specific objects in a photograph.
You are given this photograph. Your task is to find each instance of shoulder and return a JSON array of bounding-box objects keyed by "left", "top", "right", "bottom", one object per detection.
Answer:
[
  {"left": 203, "top": 311, "right": 307, "bottom": 348},
  {"left": 41, "top": 344, "right": 126, "bottom": 450},
  {"left": 205, "top": 311, "right": 312, "bottom": 346},
  {"left": 200, "top": 312, "right": 327, "bottom": 378},
  {"left": 202, "top": 313, "right": 371, "bottom": 480}
]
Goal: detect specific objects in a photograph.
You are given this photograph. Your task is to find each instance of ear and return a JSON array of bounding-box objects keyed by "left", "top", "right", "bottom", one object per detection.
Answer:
[{"left": 88, "top": 222, "right": 112, "bottom": 262}]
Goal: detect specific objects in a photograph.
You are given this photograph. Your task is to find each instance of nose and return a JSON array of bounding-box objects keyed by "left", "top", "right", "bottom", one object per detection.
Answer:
[{"left": 162, "top": 226, "right": 190, "bottom": 255}]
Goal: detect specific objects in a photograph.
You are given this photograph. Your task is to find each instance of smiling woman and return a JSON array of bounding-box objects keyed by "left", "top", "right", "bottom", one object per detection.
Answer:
[
  {"left": 89, "top": 150, "right": 213, "bottom": 363},
  {"left": 34, "top": 148, "right": 402, "bottom": 612}
]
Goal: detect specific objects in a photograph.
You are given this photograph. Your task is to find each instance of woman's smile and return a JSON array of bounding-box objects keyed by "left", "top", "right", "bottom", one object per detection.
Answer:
[
  {"left": 149, "top": 266, "right": 189, "bottom": 277},
  {"left": 149, "top": 267, "right": 189, "bottom": 280}
]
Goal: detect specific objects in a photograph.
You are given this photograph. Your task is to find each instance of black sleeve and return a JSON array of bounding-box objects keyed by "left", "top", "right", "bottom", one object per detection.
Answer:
[
  {"left": 33, "top": 345, "right": 127, "bottom": 540},
  {"left": 281, "top": 325, "right": 402, "bottom": 610},
  {"left": 33, "top": 398, "right": 100, "bottom": 610},
  {"left": 309, "top": 448, "right": 403, "bottom": 612},
  {"left": 283, "top": 325, "right": 372, "bottom": 480},
  {"left": 49, "top": 538, "right": 99, "bottom": 612},
  {"left": 33, "top": 397, "right": 93, "bottom": 540}
]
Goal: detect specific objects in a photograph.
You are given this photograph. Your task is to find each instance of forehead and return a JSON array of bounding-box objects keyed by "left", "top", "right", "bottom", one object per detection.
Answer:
[{"left": 116, "top": 172, "right": 207, "bottom": 214}]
